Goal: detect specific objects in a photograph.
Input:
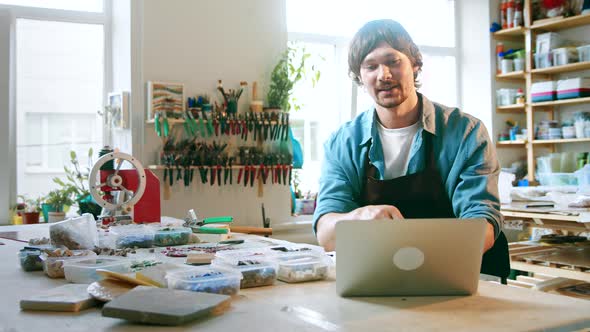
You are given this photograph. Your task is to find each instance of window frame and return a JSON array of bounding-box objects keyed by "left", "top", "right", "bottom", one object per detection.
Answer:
[{"left": 0, "top": 1, "right": 111, "bottom": 223}]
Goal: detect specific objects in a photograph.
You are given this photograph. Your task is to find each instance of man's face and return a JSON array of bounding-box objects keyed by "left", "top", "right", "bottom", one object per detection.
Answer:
[{"left": 359, "top": 42, "right": 417, "bottom": 110}]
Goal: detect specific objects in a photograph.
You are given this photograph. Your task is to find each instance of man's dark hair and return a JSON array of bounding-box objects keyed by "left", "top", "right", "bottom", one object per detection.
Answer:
[{"left": 348, "top": 19, "right": 423, "bottom": 87}]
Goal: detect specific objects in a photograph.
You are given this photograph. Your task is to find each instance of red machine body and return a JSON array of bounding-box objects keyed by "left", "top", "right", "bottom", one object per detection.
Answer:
[{"left": 100, "top": 169, "right": 161, "bottom": 223}]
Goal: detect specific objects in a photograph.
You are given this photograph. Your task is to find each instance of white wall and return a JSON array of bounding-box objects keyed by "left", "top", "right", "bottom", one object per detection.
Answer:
[
  {"left": 127, "top": 0, "right": 293, "bottom": 226},
  {"left": 0, "top": 10, "right": 15, "bottom": 224}
]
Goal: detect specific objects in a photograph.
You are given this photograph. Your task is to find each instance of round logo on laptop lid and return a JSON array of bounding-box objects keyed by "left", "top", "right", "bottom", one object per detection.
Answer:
[{"left": 392, "top": 247, "right": 424, "bottom": 271}]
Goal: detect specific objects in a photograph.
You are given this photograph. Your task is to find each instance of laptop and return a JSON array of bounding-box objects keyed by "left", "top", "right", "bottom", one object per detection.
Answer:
[{"left": 335, "top": 218, "right": 487, "bottom": 297}]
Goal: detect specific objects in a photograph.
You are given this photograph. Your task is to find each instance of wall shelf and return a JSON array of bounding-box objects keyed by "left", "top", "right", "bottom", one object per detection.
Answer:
[
  {"left": 531, "top": 13, "right": 590, "bottom": 31},
  {"left": 531, "top": 96, "right": 590, "bottom": 107},
  {"left": 532, "top": 138, "right": 590, "bottom": 144},
  {"left": 497, "top": 140, "right": 527, "bottom": 146},
  {"left": 531, "top": 61, "right": 590, "bottom": 75},
  {"left": 496, "top": 104, "right": 526, "bottom": 113},
  {"left": 492, "top": 26, "right": 526, "bottom": 40},
  {"left": 496, "top": 71, "right": 526, "bottom": 81}
]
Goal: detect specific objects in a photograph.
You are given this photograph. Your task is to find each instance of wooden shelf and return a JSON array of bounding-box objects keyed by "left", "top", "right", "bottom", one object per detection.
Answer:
[
  {"left": 531, "top": 13, "right": 590, "bottom": 31},
  {"left": 496, "top": 71, "right": 526, "bottom": 81},
  {"left": 492, "top": 26, "right": 526, "bottom": 40},
  {"left": 497, "top": 140, "right": 527, "bottom": 146},
  {"left": 531, "top": 61, "right": 590, "bottom": 75},
  {"left": 531, "top": 96, "right": 590, "bottom": 107},
  {"left": 497, "top": 104, "right": 526, "bottom": 113},
  {"left": 532, "top": 138, "right": 590, "bottom": 144}
]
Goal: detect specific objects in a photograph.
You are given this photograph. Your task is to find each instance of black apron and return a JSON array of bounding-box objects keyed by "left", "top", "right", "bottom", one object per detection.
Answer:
[{"left": 361, "top": 131, "right": 510, "bottom": 282}]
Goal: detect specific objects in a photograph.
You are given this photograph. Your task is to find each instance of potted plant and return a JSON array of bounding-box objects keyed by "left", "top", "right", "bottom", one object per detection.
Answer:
[
  {"left": 53, "top": 148, "right": 102, "bottom": 218},
  {"left": 266, "top": 42, "right": 321, "bottom": 112},
  {"left": 44, "top": 189, "right": 75, "bottom": 222},
  {"left": 18, "top": 195, "right": 42, "bottom": 224}
]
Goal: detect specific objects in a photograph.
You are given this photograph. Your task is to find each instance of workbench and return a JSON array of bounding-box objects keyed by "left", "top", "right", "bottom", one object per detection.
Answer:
[
  {"left": 1, "top": 224, "right": 590, "bottom": 331},
  {"left": 502, "top": 203, "right": 590, "bottom": 282}
]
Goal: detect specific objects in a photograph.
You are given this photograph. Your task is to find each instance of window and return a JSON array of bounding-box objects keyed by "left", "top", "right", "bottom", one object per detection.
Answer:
[
  {"left": 0, "top": 0, "right": 103, "bottom": 13},
  {"left": 0, "top": 1, "right": 108, "bottom": 200},
  {"left": 287, "top": 0, "right": 457, "bottom": 193}
]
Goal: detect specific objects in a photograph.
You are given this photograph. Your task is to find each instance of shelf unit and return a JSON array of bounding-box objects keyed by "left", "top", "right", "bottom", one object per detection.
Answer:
[
  {"left": 501, "top": 205, "right": 590, "bottom": 282},
  {"left": 493, "top": 7, "right": 590, "bottom": 283},
  {"left": 492, "top": 3, "right": 590, "bottom": 183}
]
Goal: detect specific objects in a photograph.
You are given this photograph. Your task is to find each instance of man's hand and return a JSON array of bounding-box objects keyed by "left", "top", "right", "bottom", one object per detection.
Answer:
[
  {"left": 348, "top": 205, "right": 404, "bottom": 220},
  {"left": 316, "top": 205, "right": 403, "bottom": 251}
]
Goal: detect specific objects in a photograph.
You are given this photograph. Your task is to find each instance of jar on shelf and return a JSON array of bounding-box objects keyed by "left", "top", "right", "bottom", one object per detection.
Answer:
[{"left": 515, "top": 88, "right": 525, "bottom": 104}]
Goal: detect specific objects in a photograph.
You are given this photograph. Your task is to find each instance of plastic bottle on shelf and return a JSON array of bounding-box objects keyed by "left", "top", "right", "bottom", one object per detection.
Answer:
[
  {"left": 506, "top": 0, "right": 514, "bottom": 28},
  {"left": 516, "top": 88, "right": 525, "bottom": 105},
  {"left": 496, "top": 43, "right": 504, "bottom": 74},
  {"left": 500, "top": 0, "right": 507, "bottom": 29},
  {"left": 513, "top": 0, "right": 523, "bottom": 27}
]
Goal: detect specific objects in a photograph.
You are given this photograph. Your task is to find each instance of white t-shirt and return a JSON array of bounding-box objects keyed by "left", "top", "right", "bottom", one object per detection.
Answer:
[{"left": 376, "top": 120, "right": 421, "bottom": 180}]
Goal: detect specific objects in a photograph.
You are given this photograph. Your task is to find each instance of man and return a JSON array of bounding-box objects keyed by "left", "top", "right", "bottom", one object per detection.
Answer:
[{"left": 313, "top": 19, "right": 508, "bottom": 279}]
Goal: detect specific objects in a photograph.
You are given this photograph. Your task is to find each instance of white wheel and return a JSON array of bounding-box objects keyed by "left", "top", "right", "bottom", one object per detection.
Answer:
[{"left": 89, "top": 152, "right": 146, "bottom": 212}]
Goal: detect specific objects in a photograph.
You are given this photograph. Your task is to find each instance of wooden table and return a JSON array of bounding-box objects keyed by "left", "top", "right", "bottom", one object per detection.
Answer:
[
  {"left": 502, "top": 203, "right": 590, "bottom": 232},
  {"left": 501, "top": 204, "right": 590, "bottom": 282},
  {"left": 1, "top": 224, "right": 590, "bottom": 331}
]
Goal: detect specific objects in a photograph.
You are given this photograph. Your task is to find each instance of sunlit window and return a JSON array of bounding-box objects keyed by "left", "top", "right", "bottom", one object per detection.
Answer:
[
  {"left": 16, "top": 19, "right": 104, "bottom": 198},
  {"left": 0, "top": 0, "right": 103, "bottom": 12}
]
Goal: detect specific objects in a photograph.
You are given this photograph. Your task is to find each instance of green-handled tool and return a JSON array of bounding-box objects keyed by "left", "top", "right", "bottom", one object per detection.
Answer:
[
  {"left": 184, "top": 209, "right": 233, "bottom": 234},
  {"left": 201, "top": 216, "right": 233, "bottom": 224},
  {"left": 154, "top": 112, "right": 162, "bottom": 137},
  {"left": 162, "top": 111, "right": 170, "bottom": 137}
]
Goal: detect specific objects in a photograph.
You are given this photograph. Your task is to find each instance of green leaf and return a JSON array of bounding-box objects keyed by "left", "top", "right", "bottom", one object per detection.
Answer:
[
  {"left": 70, "top": 150, "right": 77, "bottom": 161},
  {"left": 88, "top": 147, "right": 93, "bottom": 158}
]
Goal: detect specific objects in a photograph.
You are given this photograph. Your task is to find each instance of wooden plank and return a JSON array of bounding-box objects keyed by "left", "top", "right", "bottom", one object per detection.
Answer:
[
  {"left": 533, "top": 137, "right": 590, "bottom": 144},
  {"left": 531, "top": 61, "right": 590, "bottom": 75},
  {"left": 508, "top": 279, "right": 535, "bottom": 288},
  {"left": 516, "top": 275, "right": 545, "bottom": 284},
  {"left": 496, "top": 71, "right": 526, "bottom": 81},
  {"left": 531, "top": 13, "right": 590, "bottom": 31},
  {"left": 531, "top": 96, "right": 590, "bottom": 107},
  {"left": 493, "top": 26, "right": 526, "bottom": 40},
  {"left": 513, "top": 247, "right": 590, "bottom": 270},
  {"left": 511, "top": 260, "right": 590, "bottom": 282}
]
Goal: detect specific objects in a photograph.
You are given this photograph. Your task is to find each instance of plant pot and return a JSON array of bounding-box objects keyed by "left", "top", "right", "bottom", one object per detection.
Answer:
[
  {"left": 77, "top": 194, "right": 102, "bottom": 219},
  {"left": 23, "top": 212, "right": 40, "bottom": 224},
  {"left": 41, "top": 203, "right": 63, "bottom": 222},
  {"left": 47, "top": 211, "right": 66, "bottom": 223}
]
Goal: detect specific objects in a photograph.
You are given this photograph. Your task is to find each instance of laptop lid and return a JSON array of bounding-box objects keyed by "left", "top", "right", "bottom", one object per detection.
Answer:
[{"left": 335, "top": 218, "right": 487, "bottom": 297}]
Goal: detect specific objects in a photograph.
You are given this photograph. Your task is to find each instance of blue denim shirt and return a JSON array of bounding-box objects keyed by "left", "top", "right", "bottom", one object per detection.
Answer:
[{"left": 313, "top": 94, "right": 501, "bottom": 239}]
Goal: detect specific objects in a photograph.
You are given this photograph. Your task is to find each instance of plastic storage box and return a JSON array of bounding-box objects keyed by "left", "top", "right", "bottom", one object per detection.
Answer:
[
  {"left": 534, "top": 52, "right": 552, "bottom": 69},
  {"left": 41, "top": 250, "right": 97, "bottom": 278},
  {"left": 556, "top": 77, "right": 590, "bottom": 100},
  {"left": 19, "top": 248, "right": 45, "bottom": 272},
  {"left": 214, "top": 249, "right": 277, "bottom": 288},
  {"left": 63, "top": 256, "right": 131, "bottom": 283},
  {"left": 578, "top": 45, "right": 590, "bottom": 62},
  {"left": 166, "top": 266, "right": 242, "bottom": 295},
  {"left": 110, "top": 224, "right": 156, "bottom": 249},
  {"left": 537, "top": 173, "right": 578, "bottom": 186},
  {"left": 575, "top": 164, "right": 590, "bottom": 194},
  {"left": 551, "top": 47, "right": 579, "bottom": 66},
  {"left": 531, "top": 81, "right": 556, "bottom": 102},
  {"left": 153, "top": 227, "right": 191, "bottom": 247},
  {"left": 275, "top": 254, "right": 330, "bottom": 283},
  {"left": 212, "top": 260, "right": 277, "bottom": 289},
  {"left": 536, "top": 32, "right": 563, "bottom": 54}
]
